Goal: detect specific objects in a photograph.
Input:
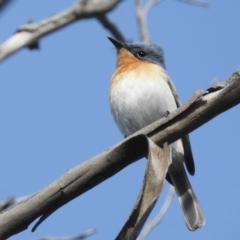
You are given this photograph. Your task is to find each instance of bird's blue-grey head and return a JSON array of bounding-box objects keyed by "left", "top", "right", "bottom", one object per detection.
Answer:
[{"left": 108, "top": 37, "right": 166, "bottom": 69}]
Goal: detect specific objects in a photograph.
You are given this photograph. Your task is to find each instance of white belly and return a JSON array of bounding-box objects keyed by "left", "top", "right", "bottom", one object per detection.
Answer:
[{"left": 110, "top": 71, "right": 177, "bottom": 136}]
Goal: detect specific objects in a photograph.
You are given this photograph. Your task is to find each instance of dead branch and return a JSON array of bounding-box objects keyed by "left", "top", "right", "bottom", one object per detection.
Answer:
[
  {"left": 116, "top": 141, "right": 171, "bottom": 239},
  {"left": 36, "top": 228, "right": 97, "bottom": 240},
  {"left": 97, "top": 14, "right": 126, "bottom": 42},
  {"left": 0, "top": 0, "right": 123, "bottom": 62},
  {"left": 0, "top": 69, "right": 239, "bottom": 239},
  {"left": 138, "top": 185, "right": 175, "bottom": 240},
  {"left": 178, "top": 0, "right": 210, "bottom": 7},
  {"left": 0, "top": 197, "right": 15, "bottom": 213},
  {"left": 0, "top": 0, "right": 11, "bottom": 13},
  {"left": 135, "top": 0, "right": 161, "bottom": 42}
]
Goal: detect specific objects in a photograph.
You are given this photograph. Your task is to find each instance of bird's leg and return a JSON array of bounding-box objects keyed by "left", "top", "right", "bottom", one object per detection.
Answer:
[{"left": 162, "top": 110, "right": 170, "bottom": 118}]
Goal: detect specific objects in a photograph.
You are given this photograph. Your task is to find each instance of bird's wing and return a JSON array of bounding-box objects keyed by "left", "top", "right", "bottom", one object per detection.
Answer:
[{"left": 166, "top": 77, "right": 195, "bottom": 175}]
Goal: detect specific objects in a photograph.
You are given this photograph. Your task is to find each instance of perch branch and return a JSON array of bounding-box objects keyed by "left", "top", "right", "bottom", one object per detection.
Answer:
[{"left": 0, "top": 69, "right": 239, "bottom": 239}]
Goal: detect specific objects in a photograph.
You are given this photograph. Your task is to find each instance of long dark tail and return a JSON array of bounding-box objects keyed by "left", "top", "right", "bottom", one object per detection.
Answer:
[{"left": 168, "top": 161, "right": 205, "bottom": 230}]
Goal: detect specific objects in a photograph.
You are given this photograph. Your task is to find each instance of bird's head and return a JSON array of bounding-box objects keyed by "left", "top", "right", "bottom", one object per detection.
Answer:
[{"left": 108, "top": 37, "right": 165, "bottom": 69}]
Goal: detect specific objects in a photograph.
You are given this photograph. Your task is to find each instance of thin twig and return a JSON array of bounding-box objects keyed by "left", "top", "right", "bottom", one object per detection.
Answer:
[
  {"left": 135, "top": 0, "right": 161, "bottom": 42},
  {"left": 0, "top": 197, "right": 15, "bottom": 212},
  {"left": 145, "top": 0, "right": 161, "bottom": 13},
  {"left": 36, "top": 228, "right": 97, "bottom": 240},
  {"left": 138, "top": 185, "right": 174, "bottom": 240},
  {"left": 97, "top": 14, "right": 126, "bottom": 42},
  {"left": 0, "top": 195, "right": 30, "bottom": 213},
  {"left": 0, "top": 0, "right": 11, "bottom": 13},
  {"left": 178, "top": 0, "right": 210, "bottom": 7}
]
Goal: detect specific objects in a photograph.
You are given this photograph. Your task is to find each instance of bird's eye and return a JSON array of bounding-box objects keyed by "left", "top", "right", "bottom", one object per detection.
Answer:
[{"left": 137, "top": 51, "right": 146, "bottom": 57}]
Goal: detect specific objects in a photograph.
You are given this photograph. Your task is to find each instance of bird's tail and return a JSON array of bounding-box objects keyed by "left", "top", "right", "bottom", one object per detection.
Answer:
[{"left": 168, "top": 161, "right": 205, "bottom": 231}]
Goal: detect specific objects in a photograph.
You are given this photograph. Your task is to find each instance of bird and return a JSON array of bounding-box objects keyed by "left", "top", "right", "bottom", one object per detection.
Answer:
[{"left": 108, "top": 37, "right": 205, "bottom": 231}]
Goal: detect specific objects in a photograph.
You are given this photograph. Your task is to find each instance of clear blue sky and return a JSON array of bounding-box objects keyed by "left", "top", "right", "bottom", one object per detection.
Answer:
[{"left": 1, "top": 0, "right": 240, "bottom": 239}]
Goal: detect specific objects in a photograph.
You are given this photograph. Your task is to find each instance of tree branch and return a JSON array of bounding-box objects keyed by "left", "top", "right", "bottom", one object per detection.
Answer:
[
  {"left": 0, "top": 197, "right": 15, "bottom": 213},
  {"left": 116, "top": 141, "right": 171, "bottom": 239},
  {"left": 0, "top": 69, "right": 239, "bottom": 239},
  {"left": 138, "top": 185, "right": 175, "bottom": 240},
  {"left": 135, "top": 0, "right": 161, "bottom": 42},
  {"left": 0, "top": 0, "right": 123, "bottom": 62},
  {"left": 36, "top": 228, "right": 97, "bottom": 240},
  {"left": 0, "top": 0, "right": 11, "bottom": 13},
  {"left": 97, "top": 14, "right": 126, "bottom": 42},
  {"left": 178, "top": 0, "right": 210, "bottom": 7}
]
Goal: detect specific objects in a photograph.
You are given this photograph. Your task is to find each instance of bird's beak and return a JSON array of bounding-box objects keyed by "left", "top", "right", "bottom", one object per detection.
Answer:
[{"left": 108, "top": 37, "right": 123, "bottom": 49}]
